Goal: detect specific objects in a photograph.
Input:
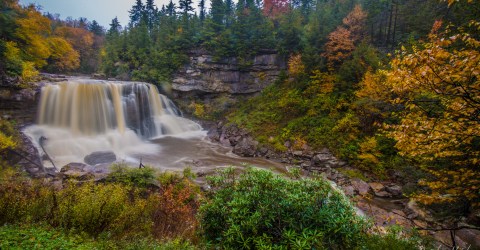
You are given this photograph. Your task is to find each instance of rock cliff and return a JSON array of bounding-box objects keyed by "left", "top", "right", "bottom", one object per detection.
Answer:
[{"left": 172, "top": 50, "right": 286, "bottom": 95}]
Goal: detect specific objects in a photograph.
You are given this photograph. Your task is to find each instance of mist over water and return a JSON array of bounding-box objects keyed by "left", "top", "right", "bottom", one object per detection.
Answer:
[{"left": 24, "top": 80, "right": 204, "bottom": 169}]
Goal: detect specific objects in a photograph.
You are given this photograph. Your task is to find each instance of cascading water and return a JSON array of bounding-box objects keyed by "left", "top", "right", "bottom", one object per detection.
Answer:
[{"left": 24, "top": 79, "right": 203, "bottom": 169}]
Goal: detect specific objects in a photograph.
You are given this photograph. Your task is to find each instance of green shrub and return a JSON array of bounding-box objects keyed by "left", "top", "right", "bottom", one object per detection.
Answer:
[
  {"left": 0, "top": 224, "right": 198, "bottom": 250},
  {"left": 107, "top": 163, "right": 157, "bottom": 188},
  {"left": 53, "top": 181, "right": 131, "bottom": 237},
  {"left": 200, "top": 167, "right": 368, "bottom": 249}
]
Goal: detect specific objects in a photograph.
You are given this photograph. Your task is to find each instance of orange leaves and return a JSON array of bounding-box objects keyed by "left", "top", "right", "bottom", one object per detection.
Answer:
[
  {"left": 324, "top": 4, "right": 367, "bottom": 69},
  {"left": 54, "top": 26, "right": 94, "bottom": 54},
  {"left": 263, "top": 0, "right": 290, "bottom": 18},
  {"left": 152, "top": 179, "right": 200, "bottom": 240}
]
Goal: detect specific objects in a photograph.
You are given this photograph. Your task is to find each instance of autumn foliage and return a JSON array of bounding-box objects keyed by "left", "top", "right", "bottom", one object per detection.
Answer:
[
  {"left": 324, "top": 5, "right": 367, "bottom": 69},
  {"left": 357, "top": 20, "right": 480, "bottom": 207},
  {"left": 263, "top": 0, "right": 290, "bottom": 18}
]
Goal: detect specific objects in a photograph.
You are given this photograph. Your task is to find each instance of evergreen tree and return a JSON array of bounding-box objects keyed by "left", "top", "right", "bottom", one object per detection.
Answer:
[
  {"left": 108, "top": 17, "right": 122, "bottom": 36},
  {"left": 88, "top": 20, "right": 104, "bottom": 36},
  {"left": 166, "top": 0, "right": 176, "bottom": 17},
  {"left": 198, "top": 0, "right": 206, "bottom": 23},
  {"left": 178, "top": 0, "right": 194, "bottom": 17},
  {"left": 129, "top": 0, "right": 145, "bottom": 26},
  {"left": 145, "top": 0, "right": 158, "bottom": 31},
  {"left": 210, "top": 0, "right": 225, "bottom": 29}
]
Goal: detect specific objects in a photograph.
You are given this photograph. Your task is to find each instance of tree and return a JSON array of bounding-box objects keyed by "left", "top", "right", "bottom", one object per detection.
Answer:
[
  {"left": 358, "top": 20, "right": 480, "bottom": 207},
  {"left": 88, "top": 20, "right": 104, "bottom": 36},
  {"left": 14, "top": 4, "right": 52, "bottom": 68},
  {"left": 108, "top": 17, "right": 122, "bottom": 36},
  {"left": 178, "top": 0, "right": 194, "bottom": 17},
  {"left": 263, "top": 0, "right": 290, "bottom": 18},
  {"left": 129, "top": 0, "right": 145, "bottom": 26},
  {"left": 166, "top": 0, "right": 176, "bottom": 17},
  {"left": 46, "top": 36, "right": 80, "bottom": 71},
  {"left": 145, "top": 0, "right": 158, "bottom": 31},
  {"left": 198, "top": 0, "right": 206, "bottom": 23},
  {"left": 324, "top": 4, "right": 367, "bottom": 69}
]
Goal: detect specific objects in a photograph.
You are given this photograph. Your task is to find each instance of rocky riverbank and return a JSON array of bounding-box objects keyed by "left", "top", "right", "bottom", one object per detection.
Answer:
[{"left": 206, "top": 121, "right": 480, "bottom": 249}]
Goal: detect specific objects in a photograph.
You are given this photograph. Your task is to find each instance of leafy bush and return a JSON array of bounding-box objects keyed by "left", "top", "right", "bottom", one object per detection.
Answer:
[
  {"left": 107, "top": 163, "right": 157, "bottom": 188},
  {"left": 0, "top": 167, "right": 201, "bottom": 240},
  {"left": 0, "top": 224, "right": 197, "bottom": 250},
  {"left": 200, "top": 167, "right": 368, "bottom": 249}
]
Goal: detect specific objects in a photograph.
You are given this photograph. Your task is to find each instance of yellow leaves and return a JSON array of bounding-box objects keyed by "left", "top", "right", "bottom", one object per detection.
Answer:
[
  {"left": 0, "top": 133, "right": 17, "bottom": 151},
  {"left": 21, "top": 61, "right": 39, "bottom": 83},
  {"left": 47, "top": 37, "right": 80, "bottom": 71},
  {"left": 288, "top": 54, "right": 305, "bottom": 76},
  {"left": 15, "top": 5, "right": 52, "bottom": 68}
]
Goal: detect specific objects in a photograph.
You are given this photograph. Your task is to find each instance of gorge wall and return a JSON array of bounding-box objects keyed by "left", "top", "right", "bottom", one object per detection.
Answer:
[{"left": 172, "top": 49, "right": 286, "bottom": 95}]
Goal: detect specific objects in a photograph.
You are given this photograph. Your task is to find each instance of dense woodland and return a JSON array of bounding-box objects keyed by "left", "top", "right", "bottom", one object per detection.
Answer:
[{"left": 0, "top": 0, "right": 479, "bottom": 248}]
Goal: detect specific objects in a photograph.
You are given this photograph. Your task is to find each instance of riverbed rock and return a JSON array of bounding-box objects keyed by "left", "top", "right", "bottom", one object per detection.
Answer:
[
  {"left": 310, "top": 148, "right": 345, "bottom": 170},
  {"left": 385, "top": 184, "right": 403, "bottom": 197},
  {"left": 351, "top": 179, "right": 371, "bottom": 196},
  {"left": 61, "top": 162, "right": 95, "bottom": 180},
  {"left": 369, "top": 182, "right": 385, "bottom": 193},
  {"left": 84, "top": 151, "right": 116, "bottom": 165},
  {"left": 233, "top": 137, "right": 259, "bottom": 157},
  {"left": 342, "top": 185, "right": 355, "bottom": 196}
]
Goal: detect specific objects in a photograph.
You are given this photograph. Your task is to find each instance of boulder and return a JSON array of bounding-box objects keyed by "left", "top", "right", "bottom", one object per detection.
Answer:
[
  {"left": 374, "top": 191, "right": 392, "bottom": 198},
  {"left": 310, "top": 148, "right": 344, "bottom": 169},
  {"left": 342, "top": 185, "right": 355, "bottom": 196},
  {"left": 61, "top": 162, "right": 94, "bottom": 180},
  {"left": 84, "top": 151, "right": 116, "bottom": 165},
  {"left": 233, "top": 137, "right": 259, "bottom": 157},
  {"left": 351, "top": 179, "right": 371, "bottom": 196},
  {"left": 369, "top": 182, "right": 385, "bottom": 193},
  {"left": 385, "top": 184, "right": 403, "bottom": 197}
]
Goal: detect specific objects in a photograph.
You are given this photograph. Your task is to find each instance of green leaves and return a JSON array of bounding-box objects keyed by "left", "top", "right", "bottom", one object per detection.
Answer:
[{"left": 200, "top": 167, "right": 366, "bottom": 249}]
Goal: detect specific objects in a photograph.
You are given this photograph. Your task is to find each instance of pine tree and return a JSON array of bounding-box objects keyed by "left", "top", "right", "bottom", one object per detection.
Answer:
[
  {"left": 178, "top": 0, "right": 194, "bottom": 17},
  {"left": 198, "top": 0, "right": 206, "bottom": 23},
  {"left": 88, "top": 20, "right": 104, "bottom": 36},
  {"left": 108, "top": 17, "right": 122, "bottom": 36},
  {"left": 166, "top": 0, "right": 176, "bottom": 17},
  {"left": 210, "top": 0, "right": 225, "bottom": 29},
  {"left": 129, "top": 0, "right": 145, "bottom": 26},
  {"left": 145, "top": 0, "right": 158, "bottom": 30}
]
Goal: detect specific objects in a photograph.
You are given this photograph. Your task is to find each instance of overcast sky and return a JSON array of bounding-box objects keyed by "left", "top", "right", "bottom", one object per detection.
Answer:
[{"left": 18, "top": 0, "right": 187, "bottom": 28}]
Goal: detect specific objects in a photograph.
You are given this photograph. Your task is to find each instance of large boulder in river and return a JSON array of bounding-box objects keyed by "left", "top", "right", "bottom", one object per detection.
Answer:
[
  {"left": 84, "top": 151, "right": 116, "bottom": 165},
  {"left": 233, "top": 137, "right": 259, "bottom": 157},
  {"left": 60, "top": 162, "right": 94, "bottom": 180}
]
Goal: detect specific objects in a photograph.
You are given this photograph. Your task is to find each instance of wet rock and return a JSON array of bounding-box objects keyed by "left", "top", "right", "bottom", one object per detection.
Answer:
[
  {"left": 351, "top": 179, "right": 371, "bottom": 195},
  {"left": 233, "top": 137, "right": 259, "bottom": 157},
  {"left": 61, "top": 162, "right": 95, "bottom": 180},
  {"left": 467, "top": 209, "right": 480, "bottom": 226},
  {"left": 385, "top": 184, "right": 403, "bottom": 197},
  {"left": 84, "top": 151, "right": 116, "bottom": 165},
  {"left": 455, "top": 227, "right": 480, "bottom": 249},
  {"left": 207, "top": 126, "right": 220, "bottom": 141},
  {"left": 374, "top": 191, "right": 392, "bottom": 198},
  {"left": 310, "top": 148, "right": 344, "bottom": 169},
  {"left": 61, "top": 162, "right": 90, "bottom": 172},
  {"left": 407, "top": 200, "right": 429, "bottom": 220},
  {"left": 342, "top": 185, "right": 355, "bottom": 196},
  {"left": 369, "top": 182, "right": 385, "bottom": 193}
]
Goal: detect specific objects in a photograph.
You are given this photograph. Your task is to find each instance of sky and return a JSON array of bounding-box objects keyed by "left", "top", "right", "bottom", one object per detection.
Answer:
[{"left": 18, "top": 0, "right": 175, "bottom": 28}]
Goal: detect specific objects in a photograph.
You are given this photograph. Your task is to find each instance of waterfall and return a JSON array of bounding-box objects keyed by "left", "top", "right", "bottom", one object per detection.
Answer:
[{"left": 24, "top": 79, "right": 203, "bottom": 169}]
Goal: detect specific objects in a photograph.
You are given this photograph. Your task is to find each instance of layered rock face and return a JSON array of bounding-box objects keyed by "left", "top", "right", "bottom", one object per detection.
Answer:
[{"left": 172, "top": 50, "right": 286, "bottom": 95}]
